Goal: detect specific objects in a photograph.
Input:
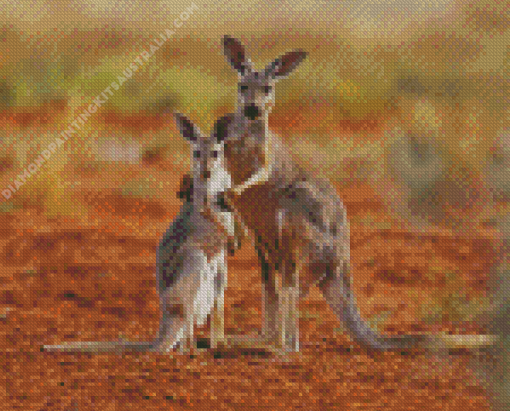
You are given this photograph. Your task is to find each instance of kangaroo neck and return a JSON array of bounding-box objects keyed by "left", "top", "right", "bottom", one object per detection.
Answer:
[{"left": 235, "top": 112, "right": 269, "bottom": 137}]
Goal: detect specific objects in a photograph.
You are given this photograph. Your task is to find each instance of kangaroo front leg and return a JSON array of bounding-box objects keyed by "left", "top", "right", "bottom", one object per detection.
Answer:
[
  {"left": 232, "top": 165, "right": 272, "bottom": 195},
  {"left": 232, "top": 130, "right": 275, "bottom": 196}
]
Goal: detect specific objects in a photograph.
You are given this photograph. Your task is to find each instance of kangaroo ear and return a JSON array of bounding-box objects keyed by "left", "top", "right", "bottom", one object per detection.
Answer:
[
  {"left": 174, "top": 112, "right": 200, "bottom": 142},
  {"left": 222, "top": 35, "right": 252, "bottom": 76},
  {"left": 264, "top": 50, "right": 308, "bottom": 80},
  {"left": 213, "top": 115, "right": 233, "bottom": 143}
]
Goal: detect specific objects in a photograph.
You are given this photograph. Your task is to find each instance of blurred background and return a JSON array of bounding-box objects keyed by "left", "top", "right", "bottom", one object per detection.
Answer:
[
  {"left": 0, "top": 0, "right": 507, "bottom": 229},
  {"left": 0, "top": 0, "right": 508, "bottom": 409}
]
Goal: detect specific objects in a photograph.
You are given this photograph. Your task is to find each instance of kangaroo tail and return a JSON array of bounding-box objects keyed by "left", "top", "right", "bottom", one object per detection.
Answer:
[
  {"left": 320, "top": 262, "right": 497, "bottom": 351},
  {"left": 42, "top": 340, "right": 157, "bottom": 353},
  {"left": 338, "top": 283, "right": 422, "bottom": 350},
  {"left": 43, "top": 308, "right": 185, "bottom": 354},
  {"left": 337, "top": 298, "right": 496, "bottom": 350}
]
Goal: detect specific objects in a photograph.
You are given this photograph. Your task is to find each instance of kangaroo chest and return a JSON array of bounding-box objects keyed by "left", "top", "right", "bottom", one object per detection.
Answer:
[
  {"left": 225, "top": 135, "right": 266, "bottom": 186},
  {"left": 193, "top": 218, "right": 228, "bottom": 263},
  {"left": 229, "top": 183, "right": 280, "bottom": 252}
]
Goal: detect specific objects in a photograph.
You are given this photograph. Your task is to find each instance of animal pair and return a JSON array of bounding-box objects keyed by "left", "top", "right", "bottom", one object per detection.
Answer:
[
  {"left": 203, "top": 35, "right": 494, "bottom": 353},
  {"left": 44, "top": 35, "right": 494, "bottom": 355}
]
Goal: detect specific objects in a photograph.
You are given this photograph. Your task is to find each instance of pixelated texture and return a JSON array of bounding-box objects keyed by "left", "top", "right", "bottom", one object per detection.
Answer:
[{"left": 0, "top": 1, "right": 508, "bottom": 410}]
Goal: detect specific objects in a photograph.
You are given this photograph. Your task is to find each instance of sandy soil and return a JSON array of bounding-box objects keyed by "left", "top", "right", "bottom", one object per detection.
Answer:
[{"left": 0, "top": 146, "right": 498, "bottom": 410}]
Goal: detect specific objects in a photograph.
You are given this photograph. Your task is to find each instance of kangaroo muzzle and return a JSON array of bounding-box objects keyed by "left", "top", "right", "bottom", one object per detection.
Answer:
[
  {"left": 244, "top": 104, "right": 261, "bottom": 120},
  {"left": 215, "top": 192, "right": 232, "bottom": 212}
]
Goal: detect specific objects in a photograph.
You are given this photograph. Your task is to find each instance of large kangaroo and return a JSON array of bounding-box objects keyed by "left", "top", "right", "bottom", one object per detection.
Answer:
[
  {"left": 43, "top": 113, "right": 242, "bottom": 354},
  {"left": 217, "top": 35, "right": 495, "bottom": 352}
]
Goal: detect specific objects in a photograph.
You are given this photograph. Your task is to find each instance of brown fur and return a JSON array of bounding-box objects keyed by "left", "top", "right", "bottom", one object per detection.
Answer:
[{"left": 218, "top": 35, "right": 495, "bottom": 352}]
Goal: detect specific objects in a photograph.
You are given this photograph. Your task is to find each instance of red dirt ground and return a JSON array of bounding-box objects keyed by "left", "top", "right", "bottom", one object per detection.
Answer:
[{"left": 0, "top": 110, "right": 499, "bottom": 410}]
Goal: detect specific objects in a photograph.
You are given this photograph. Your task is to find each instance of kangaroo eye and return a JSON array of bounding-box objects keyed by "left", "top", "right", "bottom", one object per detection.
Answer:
[
  {"left": 239, "top": 85, "right": 248, "bottom": 92},
  {"left": 193, "top": 150, "right": 200, "bottom": 158},
  {"left": 264, "top": 86, "right": 272, "bottom": 94}
]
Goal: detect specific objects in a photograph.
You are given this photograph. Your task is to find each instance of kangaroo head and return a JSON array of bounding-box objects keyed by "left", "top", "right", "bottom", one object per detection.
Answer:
[
  {"left": 222, "top": 35, "right": 308, "bottom": 122},
  {"left": 174, "top": 113, "right": 232, "bottom": 214}
]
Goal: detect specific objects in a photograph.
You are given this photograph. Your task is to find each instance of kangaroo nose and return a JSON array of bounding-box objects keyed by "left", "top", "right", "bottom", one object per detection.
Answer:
[
  {"left": 244, "top": 104, "right": 261, "bottom": 120},
  {"left": 202, "top": 171, "right": 211, "bottom": 179},
  {"left": 216, "top": 192, "right": 232, "bottom": 212}
]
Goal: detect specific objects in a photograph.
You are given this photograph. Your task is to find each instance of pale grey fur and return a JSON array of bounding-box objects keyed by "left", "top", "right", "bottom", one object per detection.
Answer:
[{"left": 43, "top": 114, "right": 236, "bottom": 354}]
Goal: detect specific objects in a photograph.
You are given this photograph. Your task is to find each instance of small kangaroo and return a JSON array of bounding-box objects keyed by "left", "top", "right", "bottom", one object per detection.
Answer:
[
  {"left": 43, "top": 113, "right": 242, "bottom": 354},
  {"left": 216, "top": 35, "right": 495, "bottom": 352}
]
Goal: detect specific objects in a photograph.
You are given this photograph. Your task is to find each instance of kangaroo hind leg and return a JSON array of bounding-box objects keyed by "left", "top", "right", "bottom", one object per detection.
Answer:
[
  {"left": 278, "top": 209, "right": 301, "bottom": 352},
  {"left": 210, "top": 258, "right": 227, "bottom": 349}
]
